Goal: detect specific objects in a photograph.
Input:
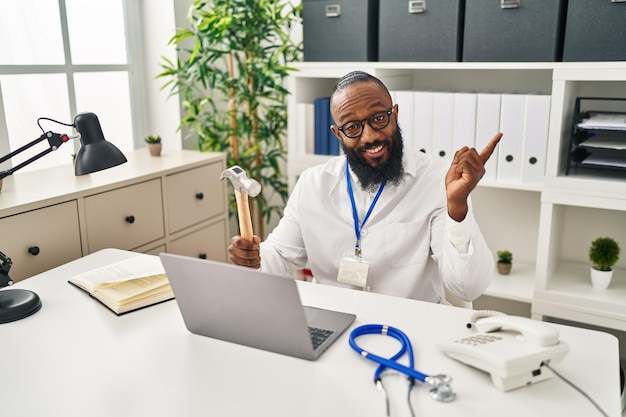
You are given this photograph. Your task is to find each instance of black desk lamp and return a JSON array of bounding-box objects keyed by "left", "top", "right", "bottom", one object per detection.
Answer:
[{"left": 0, "top": 112, "right": 127, "bottom": 324}]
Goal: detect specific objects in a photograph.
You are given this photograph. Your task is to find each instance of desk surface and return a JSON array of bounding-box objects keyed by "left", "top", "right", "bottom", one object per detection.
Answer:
[{"left": 2, "top": 249, "right": 622, "bottom": 417}]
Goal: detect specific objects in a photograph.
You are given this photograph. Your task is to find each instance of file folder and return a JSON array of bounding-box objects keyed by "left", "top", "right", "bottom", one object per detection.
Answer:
[
  {"left": 497, "top": 94, "right": 525, "bottom": 183},
  {"left": 453, "top": 93, "right": 477, "bottom": 151},
  {"left": 475, "top": 94, "right": 501, "bottom": 182},
  {"left": 413, "top": 91, "right": 434, "bottom": 155},
  {"left": 314, "top": 97, "right": 329, "bottom": 155},
  {"left": 393, "top": 91, "right": 416, "bottom": 152},
  {"left": 432, "top": 92, "right": 455, "bottom": 164},
  {"left": 521, "top": 95, "right": 551, "bottom": 185},
  {"left": 297, "top": 102, "right": 315, "bottom": 154},
  {"left": 314, "top": 97, "right": 335, "bottom": 155},
  {"left": 327, "top": 107, "right": 338, "bottom": 156}
]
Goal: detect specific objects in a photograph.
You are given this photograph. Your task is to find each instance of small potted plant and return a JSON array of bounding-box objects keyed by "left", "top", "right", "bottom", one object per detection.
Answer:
[
  {"left": 496, "top": 250, "right": 513, "bottom": 275},
  {"left": 145, "top": 135, "right": 162, "bottom": 156},
  {"left": 589, "top": 237, "right": 621, "bottom": 290}
]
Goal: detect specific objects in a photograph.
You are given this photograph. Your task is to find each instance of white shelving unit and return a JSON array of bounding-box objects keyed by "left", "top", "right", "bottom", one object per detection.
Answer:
[{"left": 286, "top": 61, "right": 626, "bottom": 335}]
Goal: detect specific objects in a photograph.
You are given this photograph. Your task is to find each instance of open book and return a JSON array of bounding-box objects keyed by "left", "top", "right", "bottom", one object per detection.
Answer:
[{"left": 68, "top": 254, "right": 174, "bottom": 315}]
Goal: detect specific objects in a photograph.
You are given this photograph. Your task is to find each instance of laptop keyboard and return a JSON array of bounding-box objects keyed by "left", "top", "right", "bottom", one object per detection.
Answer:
[{"left": 308, "top": 326, "right": 334, "bottom": 350}]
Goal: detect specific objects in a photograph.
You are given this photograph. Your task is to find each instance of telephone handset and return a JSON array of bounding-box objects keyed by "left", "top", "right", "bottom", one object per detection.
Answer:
[{"left": 438, "top": 315, "right": 569, "bottom": 392}]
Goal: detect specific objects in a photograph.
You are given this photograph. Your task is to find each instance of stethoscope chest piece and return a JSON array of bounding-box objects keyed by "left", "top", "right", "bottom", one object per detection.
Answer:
[{"left": 426, "top": 374, "right": 456, "bottom": 402}]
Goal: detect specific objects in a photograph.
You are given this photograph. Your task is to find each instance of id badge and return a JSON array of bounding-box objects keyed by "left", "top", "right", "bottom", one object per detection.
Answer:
[{"left": 337, "top": 252, "right": 370, "bottom": 289}]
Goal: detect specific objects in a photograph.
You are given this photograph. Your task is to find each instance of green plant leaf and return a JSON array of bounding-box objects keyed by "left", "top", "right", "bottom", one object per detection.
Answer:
[{"left": 158, "top": 0, "right": 302, "bottom": 237}]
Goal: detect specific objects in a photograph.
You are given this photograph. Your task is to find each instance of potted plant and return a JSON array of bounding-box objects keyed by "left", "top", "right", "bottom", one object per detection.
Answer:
[
  {"left": 496, "top": 250, "right": 513, "bottom": 275},
  {"left": 145, "top": 135, "right": 162, "bottom": 156},
  {"left": 589, "top": 237, "right": 621, "bottom": 290},
  {"left": 158, "top": 0, "right": 302, "bottom": 238}
]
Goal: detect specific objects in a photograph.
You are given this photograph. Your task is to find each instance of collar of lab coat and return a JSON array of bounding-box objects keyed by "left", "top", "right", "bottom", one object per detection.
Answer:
[{"left": 323, "top": 150, "right": 423, "bottom": 226}]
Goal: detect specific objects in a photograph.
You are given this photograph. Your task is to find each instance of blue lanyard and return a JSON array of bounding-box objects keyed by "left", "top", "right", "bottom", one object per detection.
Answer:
[{"left": 346, "top": 160, "right": 386, "bottom": 256}]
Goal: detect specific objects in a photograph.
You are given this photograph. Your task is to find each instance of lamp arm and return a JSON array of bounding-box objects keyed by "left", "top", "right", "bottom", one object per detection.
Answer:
[
  {"left": 0, "top": 132, "right": 72, "bottom": 180},
  {"left": 0, "top": 251, "right": 13, "bottom": 288},
  {"left": 0, "top": 132, "right": 48, "bottom": 165}
]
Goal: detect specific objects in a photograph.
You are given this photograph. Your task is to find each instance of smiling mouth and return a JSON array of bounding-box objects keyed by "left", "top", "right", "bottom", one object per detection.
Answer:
[
  {"left": 364, "top": 144, "right": 384, "bottom": 154},
  {"left": 361, "top": 140, "right": 387, "bottom": 154}
]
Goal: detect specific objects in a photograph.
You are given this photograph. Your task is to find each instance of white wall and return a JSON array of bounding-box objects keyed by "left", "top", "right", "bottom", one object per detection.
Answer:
[{"left": 139, "top": 0, "right": 186, "bottom": 151}]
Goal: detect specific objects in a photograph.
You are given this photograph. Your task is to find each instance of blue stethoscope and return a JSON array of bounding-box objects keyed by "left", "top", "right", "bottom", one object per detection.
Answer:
[{"left": 349, "top": 324, "right": 456, "bottom": 416}]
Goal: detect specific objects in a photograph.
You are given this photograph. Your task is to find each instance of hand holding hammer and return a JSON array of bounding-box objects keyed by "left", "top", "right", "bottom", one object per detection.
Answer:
[{"left": 220, "top": 165, "right": 261, "bottom": 242}]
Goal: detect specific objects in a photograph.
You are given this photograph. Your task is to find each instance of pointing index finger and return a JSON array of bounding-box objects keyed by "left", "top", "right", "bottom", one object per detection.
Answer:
[{"left": 479, "top": 132, "right": 503, "bottom": 165}]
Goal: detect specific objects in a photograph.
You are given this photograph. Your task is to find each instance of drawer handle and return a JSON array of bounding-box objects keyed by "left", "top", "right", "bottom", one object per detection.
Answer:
[
  {"left": 408, "top": 0, "right": 426, "bottom": 14},
  {"left": 506, "top": 154, "right": 514, "bottom": 162},
  {"left": 195, "top": 192, "right": 204, "bottom": 200},
  {"left": 125, "top": 215, "right": 136, "bottom": 224},
  {"left": 28, "top": 246, "right": 40, "bottom": 256},
  {"left": 325, "top": 5, "right": 340, "bottom": 17},
  {"left": 198, "top": 253, "right": 207, "bottom": 259},
  {"left": 501, "top": 0, "right": 520, "bottom": 8}
]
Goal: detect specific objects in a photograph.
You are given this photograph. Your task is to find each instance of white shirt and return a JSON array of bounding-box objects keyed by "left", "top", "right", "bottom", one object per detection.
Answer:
[{"left": 260, "top": 150, "right": 494, "bottom": 304}]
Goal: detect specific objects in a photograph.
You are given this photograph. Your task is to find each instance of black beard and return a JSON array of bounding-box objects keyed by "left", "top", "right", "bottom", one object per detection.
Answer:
[{"left": 341, "top": 126, "right": 405, "bottom": 193}]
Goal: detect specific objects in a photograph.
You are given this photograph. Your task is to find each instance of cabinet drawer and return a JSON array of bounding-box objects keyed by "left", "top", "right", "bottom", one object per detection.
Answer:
[
  {"left": 84, "top": 179, "right": 165, "bottom": 252},
  {"left": 168, "top": 220, "right": 228, "bottom": 262},
  {"left": 165, "top": 162, "right": 226, "bottom": 234},
  {"left": 0, "top": 201, "right": 82, "bottom": 282}
]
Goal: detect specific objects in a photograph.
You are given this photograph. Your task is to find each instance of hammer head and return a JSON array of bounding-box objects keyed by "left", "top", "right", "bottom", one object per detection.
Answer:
[{"left": 220, "top": 165, "right": 261, "bottom": 197}]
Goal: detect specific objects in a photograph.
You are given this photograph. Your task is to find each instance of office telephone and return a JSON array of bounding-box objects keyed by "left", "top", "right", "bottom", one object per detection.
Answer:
[{"left": 438, "top": 315, "right": 569, "bottom": 391}]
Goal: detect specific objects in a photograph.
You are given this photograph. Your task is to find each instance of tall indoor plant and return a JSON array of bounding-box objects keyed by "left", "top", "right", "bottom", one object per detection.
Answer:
[{"left": 159, "top": 0, "right": 302, "bottom": 237}]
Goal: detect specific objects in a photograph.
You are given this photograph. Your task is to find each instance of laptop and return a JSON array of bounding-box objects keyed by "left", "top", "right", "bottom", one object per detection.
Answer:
[{"left": 159, "top": 253, "right": 356, "bottom": 361}]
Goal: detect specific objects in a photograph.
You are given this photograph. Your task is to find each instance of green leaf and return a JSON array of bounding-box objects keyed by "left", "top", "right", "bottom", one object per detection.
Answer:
[{"left": 158, "top": 0, "right": 302, "bottom": 236}]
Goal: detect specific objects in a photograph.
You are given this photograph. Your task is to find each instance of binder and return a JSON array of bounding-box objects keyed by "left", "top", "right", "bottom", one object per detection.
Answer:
[
  {"left": 314, "top": 97, "right": 332, "bottom": 155},
  {"left": 453, "top": 93, "right": 477, "bottom": 151},
  {"left": 497, "top": 94, "right": 525, "bottom": 183},
  {"left": 475, "top": 94, "right": 501, "bottom": 182},
  {"left": 328, "top": 106, "right": 339, "bottom": 156},
  {"left": 297, "top": 102, "right": 315, "bottom": 154},
  {"left": 413, "top": 91, "right": 434, "bottom": 155},
  {"left": 393, "top": 91, "right": 415, "bottom": 152},
  {"left": 432, "top": 92, "right": 455, "bottom": 164},
  {"left": 521, "top": 95, "right": 551, "bottom": 185}
]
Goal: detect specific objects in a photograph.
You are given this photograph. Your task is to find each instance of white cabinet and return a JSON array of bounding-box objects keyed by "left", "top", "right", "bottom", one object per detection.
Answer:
[
  {"left": 0, "top": 150, "right": 229, "bottom": 282},
  {"left": 165, "top": 162, "right": 226, "bottom": 233},
  {"left": 286, "top": 62, "right": 626, "bottom": 333},
  {"left": 168, "top": 219, "right": 228, "bottom": 262},
  {"left": 0, "top": 201, "right": 82, "bottom": 282},
  {"left": 83, "top": 178, "right": 165, "bottom": 253}
]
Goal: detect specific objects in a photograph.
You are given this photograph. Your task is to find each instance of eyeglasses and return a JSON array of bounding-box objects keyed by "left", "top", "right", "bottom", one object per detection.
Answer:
[{"left": 336, "top": 107, "right": 394, "bottom": 139}]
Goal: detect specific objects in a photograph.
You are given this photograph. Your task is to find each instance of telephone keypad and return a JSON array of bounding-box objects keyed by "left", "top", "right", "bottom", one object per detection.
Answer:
[{"left": 456, "top": 334, "right": 503, "bottom": 346}]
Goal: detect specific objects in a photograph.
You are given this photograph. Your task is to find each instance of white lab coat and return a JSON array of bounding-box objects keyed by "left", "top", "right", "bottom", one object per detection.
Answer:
[{"left": 260, "top": 150, "right": 494, "bottom": 304}]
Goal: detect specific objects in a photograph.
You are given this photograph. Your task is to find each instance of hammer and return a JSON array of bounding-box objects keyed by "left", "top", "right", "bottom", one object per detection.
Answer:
[{"left": 220, "top": 165, "right": 261, "bottom": 242}]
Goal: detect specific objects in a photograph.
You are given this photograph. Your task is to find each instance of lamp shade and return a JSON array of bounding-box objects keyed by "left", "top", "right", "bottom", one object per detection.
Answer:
[{"left": 73, "top": 112, "right": 127, "bottom": 176}]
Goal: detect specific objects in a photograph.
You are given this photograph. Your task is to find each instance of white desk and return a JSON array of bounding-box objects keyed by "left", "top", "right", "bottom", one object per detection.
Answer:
[{"left": 2, "top": 249, "right": 622, "bottom": 417}]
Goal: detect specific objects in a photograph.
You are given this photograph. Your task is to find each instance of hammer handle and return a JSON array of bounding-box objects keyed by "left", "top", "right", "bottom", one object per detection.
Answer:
[{"left": 234, "top": 189, "right": 254, "bottom": 242}]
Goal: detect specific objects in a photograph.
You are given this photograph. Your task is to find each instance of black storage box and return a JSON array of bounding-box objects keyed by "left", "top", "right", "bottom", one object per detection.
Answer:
[
  {"left": 463, "top": 0, "right": 567, "bottom": 62},
  {"left": 562, "top": 0, "right": 626, "bottom": 62},
  {"left": 379, "top": 0, "right": 465, "bottom": 62},
  {"left": 303, "top": 0, "right": 379, "bottom": 62}
]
